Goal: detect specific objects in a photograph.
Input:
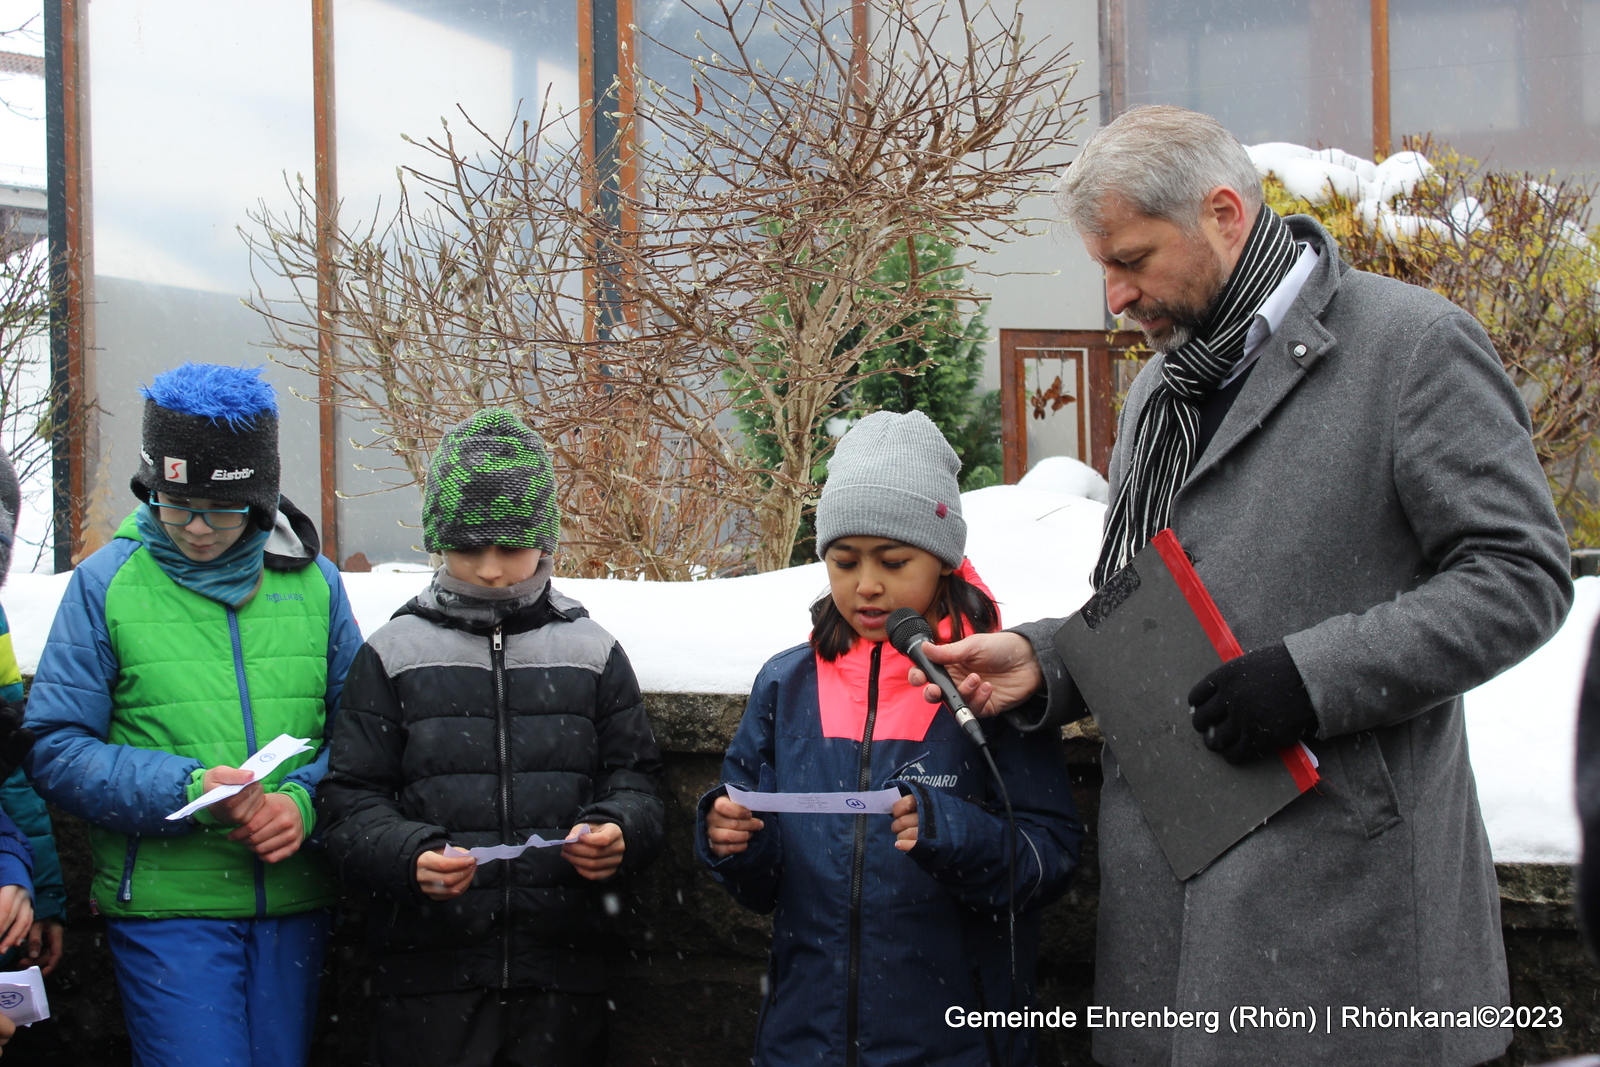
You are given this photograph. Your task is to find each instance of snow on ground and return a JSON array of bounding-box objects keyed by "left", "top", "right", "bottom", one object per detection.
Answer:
[
  {"left": 0, "top": 484, "right": 1592, "bottom": 863},
  {"left": 1462, "top": 576, "right": 1600, "bottom": 863},
  {"left": 1017, "top": 455, "right": 1110, "bottom": 504}
]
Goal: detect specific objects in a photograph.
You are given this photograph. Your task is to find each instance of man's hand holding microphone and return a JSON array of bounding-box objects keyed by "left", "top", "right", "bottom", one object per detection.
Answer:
[
  {"left": 906, "top": 627, "right": 1316, "bottom": 765},
  {"left": 906, "top": 631, "right": 1042, "bottom": 717}
]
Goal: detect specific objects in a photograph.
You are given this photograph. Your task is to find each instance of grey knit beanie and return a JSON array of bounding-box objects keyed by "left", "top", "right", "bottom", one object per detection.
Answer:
[{"left": 815, "top": 410, "right": 966, "bottom": 568}]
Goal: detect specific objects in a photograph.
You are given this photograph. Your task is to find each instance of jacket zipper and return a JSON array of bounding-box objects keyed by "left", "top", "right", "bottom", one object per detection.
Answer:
[
  {"left": 972, "top": 965, "right": 1002, "bottom": 1067},
  {"left": 228, "top": 608, "right": 268, "bottom": 918},
  {"left": 492, "top": 625, "right": 511, "bottom": 990},
  {"left": 845, "top": 642, "right": 883, "bottom": 1067},
  {"left": 117, "top": 835, "right": 140, "bottom": 903}
]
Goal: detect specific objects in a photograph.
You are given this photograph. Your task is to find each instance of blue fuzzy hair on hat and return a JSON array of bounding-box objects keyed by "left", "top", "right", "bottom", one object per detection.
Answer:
[
  {"left": 140, "top": 363, "right": 278, "bottom": 429},
  {"left": 134, "top": 362, "right": 283, "bottom": 517}
]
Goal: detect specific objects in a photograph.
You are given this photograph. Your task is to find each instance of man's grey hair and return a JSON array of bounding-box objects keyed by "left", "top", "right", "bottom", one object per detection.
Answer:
[{"left": 1054, "top": 105, "right": 1263, "bottom": 236}]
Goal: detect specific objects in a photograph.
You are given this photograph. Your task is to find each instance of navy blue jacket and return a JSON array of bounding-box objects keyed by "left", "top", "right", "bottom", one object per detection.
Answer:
[{"left": 697, "top": 640, "right": 1082, "bottom": 1067}]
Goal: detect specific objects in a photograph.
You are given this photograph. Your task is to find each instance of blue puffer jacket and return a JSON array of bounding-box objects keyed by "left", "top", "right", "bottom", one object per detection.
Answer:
[
  {"left": 696, "top": 635, "right": 1083, "bottom": 1067},
  {"left": 27, "top": 536, "right": 360, "bottom": 837}
]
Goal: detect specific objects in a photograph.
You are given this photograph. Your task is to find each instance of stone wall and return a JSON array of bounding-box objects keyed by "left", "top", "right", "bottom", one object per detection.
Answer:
[{"left": 23, "top": 693, "right": 1600, "bottom": 1065}]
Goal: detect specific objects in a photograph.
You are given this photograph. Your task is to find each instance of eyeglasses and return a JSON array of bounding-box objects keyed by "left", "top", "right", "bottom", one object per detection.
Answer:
[{"left": 154, "top": 503, "right": 252, "bottom": 530}]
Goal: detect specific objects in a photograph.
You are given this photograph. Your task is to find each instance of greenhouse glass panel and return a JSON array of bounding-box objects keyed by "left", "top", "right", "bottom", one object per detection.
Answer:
[
  {"left": 1391, "top": 0, "right": 1598, "bottom": 179},
  {"left": 1123, "top": 0, "right": 1372, "bottom": 154},
  {"left": 85, "top": 0, "right": 321, "bottom": 541},
  {"left": 330, "top": 0, "right": 580, "bottom": 561}
]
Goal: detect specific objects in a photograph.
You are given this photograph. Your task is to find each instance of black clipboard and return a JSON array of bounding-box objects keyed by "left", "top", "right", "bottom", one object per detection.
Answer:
[{"left": 1053, "top": 530, "right": 1319, "bottom": 879}]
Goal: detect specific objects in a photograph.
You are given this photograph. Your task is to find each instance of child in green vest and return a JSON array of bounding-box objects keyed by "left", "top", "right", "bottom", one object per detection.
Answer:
[{"left": 24, "top": 363, "right": 363, "bottom": 1067}]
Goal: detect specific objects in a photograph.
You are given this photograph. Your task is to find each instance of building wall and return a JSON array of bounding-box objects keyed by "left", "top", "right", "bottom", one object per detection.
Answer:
[{"left": 970, "top": 1, "right": 1111, "bottom": 393}]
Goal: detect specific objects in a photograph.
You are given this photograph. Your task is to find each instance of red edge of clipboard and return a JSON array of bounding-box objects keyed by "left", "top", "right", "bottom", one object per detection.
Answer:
[{"left": 1149, "top": 530, "right": 1321, "bottom": 794}]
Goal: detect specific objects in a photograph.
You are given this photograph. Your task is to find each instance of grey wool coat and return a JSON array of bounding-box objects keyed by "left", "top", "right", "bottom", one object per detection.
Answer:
[{"left": 1015, "top": 215, "right": 1573, "bottom": 1067}]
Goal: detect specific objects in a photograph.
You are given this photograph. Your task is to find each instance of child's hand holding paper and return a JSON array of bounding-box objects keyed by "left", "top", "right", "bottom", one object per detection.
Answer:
[
  {"left": 0, "top": 965, "right": 49, "bottom": 1027},
  {"left": 199, "top": 765, "right": 264, "bottom": 825},
  {"left": 167, "top": 734, "right": 315, "bottom": 822},
  {"left": 562, "top": 823, "right": 624, "bottom": 882}
]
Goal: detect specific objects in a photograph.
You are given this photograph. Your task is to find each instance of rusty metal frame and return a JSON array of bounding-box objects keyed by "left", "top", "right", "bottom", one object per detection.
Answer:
[
  {"left": 46, "top": 0, "right": 86, "bottom": 570},
  {"left": 851, "top": 0, "right": 869, "bottom": 102},
  {"left": 1100, "top": 0, "right": 1126, "bottom": 125},
  {"left": 313, "top": 0, "right": 340, "bottom": 564},
  {"left": 1371, "top": 0, "right": 1390, "bottom": 158},
  {"left": 1000, "top": 329, "right": 1143, "bottom": 482}
]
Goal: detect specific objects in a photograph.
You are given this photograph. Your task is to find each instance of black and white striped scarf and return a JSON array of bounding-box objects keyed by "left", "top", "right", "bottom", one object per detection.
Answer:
[{"left": 1092, "top": 208, "right": 1300, "bottom": 588}]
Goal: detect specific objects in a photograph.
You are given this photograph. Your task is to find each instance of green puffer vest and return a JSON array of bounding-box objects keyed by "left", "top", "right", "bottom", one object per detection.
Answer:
[{"left": 89, "top": 513, "right": 339, "bottom": 919}]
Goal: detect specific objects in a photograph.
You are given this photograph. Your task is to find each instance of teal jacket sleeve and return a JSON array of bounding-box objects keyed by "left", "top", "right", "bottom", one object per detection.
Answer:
[{"left": 0, "top": 771, "right": 63, "bottom": 922}]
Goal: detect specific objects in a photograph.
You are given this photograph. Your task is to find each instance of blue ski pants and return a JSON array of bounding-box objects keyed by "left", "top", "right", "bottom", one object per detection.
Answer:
[{"left": 106, "top": 909, "right": 330, "bottom": 1067}]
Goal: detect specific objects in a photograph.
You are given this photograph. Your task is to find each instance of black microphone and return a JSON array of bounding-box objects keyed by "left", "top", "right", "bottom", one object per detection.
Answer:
[{"left": 886, "top": 607, "right": 989, "bottom": 750}]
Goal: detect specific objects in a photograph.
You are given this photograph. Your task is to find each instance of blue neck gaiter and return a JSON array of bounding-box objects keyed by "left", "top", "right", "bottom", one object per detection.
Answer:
[{"left": 136, "top": 505, "right": 271, "bottom": 609}]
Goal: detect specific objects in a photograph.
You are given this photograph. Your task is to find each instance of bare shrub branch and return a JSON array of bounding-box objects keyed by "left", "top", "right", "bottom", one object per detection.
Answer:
[{"left": 246, "top": 0, "right": 1084, "bottom": 575}]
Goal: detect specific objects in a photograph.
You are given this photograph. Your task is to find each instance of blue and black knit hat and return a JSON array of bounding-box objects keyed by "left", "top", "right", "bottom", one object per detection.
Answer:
[
  {"left": 423, "top": 409, "right": 560, "bottom": 553},
  {"left": 131, "top": 363, "right": 281, "bottom": 525}
]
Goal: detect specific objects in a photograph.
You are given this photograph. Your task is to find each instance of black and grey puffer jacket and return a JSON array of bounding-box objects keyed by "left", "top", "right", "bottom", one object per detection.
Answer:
[{"left": 318, "top": 576, "right": 664, "bottom": 996}]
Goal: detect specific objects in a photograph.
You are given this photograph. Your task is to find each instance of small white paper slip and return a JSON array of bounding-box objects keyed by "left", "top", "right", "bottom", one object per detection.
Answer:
[
  {"left": 165, "top": 734, "right": 315, "bottom": 822},
  {"left": 725, "top": 784, "right": 901, "bottom": 815},
  {"left": 442, "top": 826, "right": 593, "bottom": 864},
  {"left": 0, "top": 965, "right": 49, "bottom": 1026}
]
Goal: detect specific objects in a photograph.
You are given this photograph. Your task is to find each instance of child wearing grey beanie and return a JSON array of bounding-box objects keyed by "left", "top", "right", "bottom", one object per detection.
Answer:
[
  {"left": 698, "top": 409, "right": 1084, "bottom": 1067},
  {"left": 815, "top": 409, "right": 967, "bottom": 567}
]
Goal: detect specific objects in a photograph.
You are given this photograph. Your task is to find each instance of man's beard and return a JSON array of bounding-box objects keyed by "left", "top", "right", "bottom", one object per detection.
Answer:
[
  {"left": 1126, "top": 298, "right": 1208, "bottom": 353},
  {"left": 1124, "top": 255, "right": 1229, "bottom": 354}
]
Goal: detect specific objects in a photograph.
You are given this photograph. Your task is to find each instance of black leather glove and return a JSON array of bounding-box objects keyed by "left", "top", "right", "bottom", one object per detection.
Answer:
[
  {"left": 1188, "top": 643, "right": 1318, "bottom": 765},
  {"left": 0, "top": 701, "right": 34, "bottom": 783}
]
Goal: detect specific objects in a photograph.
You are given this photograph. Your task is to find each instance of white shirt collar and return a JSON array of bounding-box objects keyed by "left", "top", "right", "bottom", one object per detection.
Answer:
[{"left": 1218, "top": 241, "right": 1320, "bottom": 389}]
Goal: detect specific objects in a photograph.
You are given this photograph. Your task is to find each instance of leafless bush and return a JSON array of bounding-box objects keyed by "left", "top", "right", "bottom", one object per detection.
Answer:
[
  {"left": 0, "top": 238, "right": 65, "bottom": 569},
  {"left": 247, "top": 0, "right": 1084, "bottom": 575}
]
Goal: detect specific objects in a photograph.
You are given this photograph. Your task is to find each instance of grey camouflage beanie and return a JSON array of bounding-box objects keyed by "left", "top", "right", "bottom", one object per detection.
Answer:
[
  {"left": 423, "top": 409, "right": 560, "bottom": 553},
  {"left": 815, "top": 409, "right": 966, "bottom": 568}
]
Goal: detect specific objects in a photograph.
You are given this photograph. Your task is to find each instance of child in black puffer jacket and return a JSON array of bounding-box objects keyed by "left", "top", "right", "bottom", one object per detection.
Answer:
[{"left": 319, "top": 409, "right": 664, "bottom": 1067}]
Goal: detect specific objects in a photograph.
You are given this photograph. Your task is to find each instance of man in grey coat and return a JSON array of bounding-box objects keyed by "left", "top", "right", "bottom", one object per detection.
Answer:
[{"left": 914, "top": 105, "right": 1573, "bottom": 1066}]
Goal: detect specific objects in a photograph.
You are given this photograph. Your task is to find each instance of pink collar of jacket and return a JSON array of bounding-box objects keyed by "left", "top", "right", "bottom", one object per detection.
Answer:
[{"left": 814, "top": 559, "right": 998, "bottom": 743}]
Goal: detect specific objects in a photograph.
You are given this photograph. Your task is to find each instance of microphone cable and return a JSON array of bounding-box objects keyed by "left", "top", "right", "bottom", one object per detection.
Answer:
[{"left": 885, "top": 609, "right": 1020, "bottom": 998}]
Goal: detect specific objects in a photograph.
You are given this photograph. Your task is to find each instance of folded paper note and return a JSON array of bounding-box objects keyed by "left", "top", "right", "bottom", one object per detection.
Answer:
[
  {"left": 166, "top": 734, "right": 315, "bottom": 821},
  {"left": 442, "top": 826, "right": 592, "bottom": 864},
  {"left": 0, "top": 966, "right": 49, "bottom": 1026},
  {"left": 725, "top": 784, "right": 901, "bottom": 815}
]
